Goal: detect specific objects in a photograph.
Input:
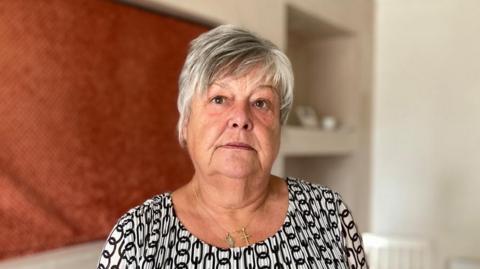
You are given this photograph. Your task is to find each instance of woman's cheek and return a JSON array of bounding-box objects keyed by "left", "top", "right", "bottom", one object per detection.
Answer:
[
  {"left": 263, "top": 116, "right": 280, "bottom": 134},
  {"left": 205, "top": 103, "right": 230, "bottom": 117}
]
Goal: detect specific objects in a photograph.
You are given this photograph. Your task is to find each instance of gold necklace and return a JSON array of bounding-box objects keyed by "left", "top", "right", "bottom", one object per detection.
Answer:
[{"left": 193, "top": 186, "right": 265, "bottom": 248}]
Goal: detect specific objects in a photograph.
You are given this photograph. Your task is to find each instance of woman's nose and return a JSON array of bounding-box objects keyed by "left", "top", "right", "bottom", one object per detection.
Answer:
[{"left": 228, "top": 104, "right": 253, "bottom": 131}]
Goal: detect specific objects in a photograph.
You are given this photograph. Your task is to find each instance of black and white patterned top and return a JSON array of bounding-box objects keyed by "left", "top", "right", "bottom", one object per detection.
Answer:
[{"left": 97, "top": 178, "right": 368, "bottom": 268}]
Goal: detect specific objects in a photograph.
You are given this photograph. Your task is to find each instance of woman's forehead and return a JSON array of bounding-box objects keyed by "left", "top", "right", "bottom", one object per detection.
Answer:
[{"left": 210, "top": 67, "right": 275, "bottom": 89}]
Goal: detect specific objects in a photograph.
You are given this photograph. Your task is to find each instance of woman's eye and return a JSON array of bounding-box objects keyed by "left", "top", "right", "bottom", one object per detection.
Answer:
[
  {"left": 253, "top": 99, "right": 269, "bottom": 109},
  {"left": 210, "top": 96, "right": 226, "bottom": 104}
]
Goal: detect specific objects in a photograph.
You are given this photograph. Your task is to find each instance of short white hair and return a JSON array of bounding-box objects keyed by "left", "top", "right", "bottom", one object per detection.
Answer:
[{"left": 177, "top": 25, "right": 294, "bottom": 147}]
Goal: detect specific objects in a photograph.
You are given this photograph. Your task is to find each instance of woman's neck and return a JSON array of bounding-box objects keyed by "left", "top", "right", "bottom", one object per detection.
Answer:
[
  {"left": 189, "top": 172, "right": 273, "bottom": 220},
  {"left": 171, "top": 173, "right": 288, "bottom": 248}
]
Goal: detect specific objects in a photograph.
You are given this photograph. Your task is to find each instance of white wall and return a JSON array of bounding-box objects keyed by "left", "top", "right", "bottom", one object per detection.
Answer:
[
  {"left": 124, "top": 0, "right": 287, "bottom": 49},
  {"left": 373, "top": 0, "right": 480, "bottom": 267}
]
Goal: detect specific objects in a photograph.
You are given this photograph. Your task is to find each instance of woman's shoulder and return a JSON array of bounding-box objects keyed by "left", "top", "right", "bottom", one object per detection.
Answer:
[
  {"left": 115, "top": 192, "right": 173, "bottom": 227},
  {"left": 286, "top": 176, "right": 341, "bottom": 200},
  {"left": 285, "top": 176, "right": 353, "bottom": 220},
  {"left": 98, "top": 193, "right": 174, "bottom": 268}
]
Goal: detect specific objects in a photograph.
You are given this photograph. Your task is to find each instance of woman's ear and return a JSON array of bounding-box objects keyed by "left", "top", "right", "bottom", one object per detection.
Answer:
[
  {"left": 181, "top": 117, "right": 189, "bottom": 148},
  {"left": 182, "top": 126, "right": 188, "bottom": 145}
]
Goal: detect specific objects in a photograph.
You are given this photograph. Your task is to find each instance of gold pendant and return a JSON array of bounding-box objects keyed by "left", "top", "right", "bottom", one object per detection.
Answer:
[
  {"left": 238, "top": 227, "right": 251, "bottom": 245},
  {"left": 225, "top": 233, "right": 235, "bottom": 247}
]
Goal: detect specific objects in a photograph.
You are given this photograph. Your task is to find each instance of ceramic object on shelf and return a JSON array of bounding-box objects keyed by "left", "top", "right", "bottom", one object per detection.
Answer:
[
  {"left": 295, "top": 105, "right": 319, "bottom": 128},
  {"left": 321, "top": 115, "right": 337, "bottom": 131}
]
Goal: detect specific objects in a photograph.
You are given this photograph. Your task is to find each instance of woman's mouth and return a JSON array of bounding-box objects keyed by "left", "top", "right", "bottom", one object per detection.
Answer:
[{"left": 222, "top": 142, "right": 255, "bottom": 151}]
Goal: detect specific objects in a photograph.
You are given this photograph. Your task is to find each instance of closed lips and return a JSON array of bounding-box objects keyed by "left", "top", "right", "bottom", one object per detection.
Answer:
[{"left": 222, "top": 143, "right": 255, "bottom": 151}]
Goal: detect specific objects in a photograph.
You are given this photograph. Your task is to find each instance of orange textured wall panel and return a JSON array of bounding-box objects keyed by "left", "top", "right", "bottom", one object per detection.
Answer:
[{"left": 0, "top": 0, "right": 207, "bottom": 259}]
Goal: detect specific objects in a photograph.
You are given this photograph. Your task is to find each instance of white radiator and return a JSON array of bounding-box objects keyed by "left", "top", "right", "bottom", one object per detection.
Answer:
[{"left": 362, "top": 233, "right": 432, "bottom": 269}]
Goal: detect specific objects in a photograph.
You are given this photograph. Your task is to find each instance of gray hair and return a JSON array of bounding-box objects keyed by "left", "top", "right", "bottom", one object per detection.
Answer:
[{"left": 177, "top": 24, "right": 294, "bottom": 147}]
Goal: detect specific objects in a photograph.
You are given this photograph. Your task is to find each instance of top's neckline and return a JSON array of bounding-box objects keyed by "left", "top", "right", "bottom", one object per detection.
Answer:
[{"left": 167, "top": 177, "right": 294, "bottom": 251}]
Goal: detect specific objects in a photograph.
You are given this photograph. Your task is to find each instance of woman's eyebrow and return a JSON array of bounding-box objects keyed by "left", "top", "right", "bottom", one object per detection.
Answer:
[
  {"left": 255, "top": 85, "right": 279, "bottom": 96},
  {"left": 257, "top": 84, "right": 275, "bottom": 90}
]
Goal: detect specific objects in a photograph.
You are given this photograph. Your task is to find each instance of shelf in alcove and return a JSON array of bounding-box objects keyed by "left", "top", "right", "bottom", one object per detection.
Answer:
[{"left": 279, "top": 125, "right": 357, "bottom": 156}]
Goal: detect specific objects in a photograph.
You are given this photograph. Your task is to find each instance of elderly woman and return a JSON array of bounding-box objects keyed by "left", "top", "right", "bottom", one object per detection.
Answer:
[{"left": 97, "top": 25, "right": 368, "bottom": 268}]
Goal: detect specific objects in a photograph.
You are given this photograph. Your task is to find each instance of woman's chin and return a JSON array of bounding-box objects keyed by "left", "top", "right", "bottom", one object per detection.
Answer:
[
  {"left": 217, "top": 167, "right": 256, "bottom": 179},
  {"left": 209, "top": 152, "right": 263, "bottom": 178},
  {"left": 212, "top": 161, "right": 261, "bottom": 179}
]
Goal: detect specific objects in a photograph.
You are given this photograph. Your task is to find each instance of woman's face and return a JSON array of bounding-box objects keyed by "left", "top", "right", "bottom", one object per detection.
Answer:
[{"left": 184, "top": 67, "right": 281, "bottom": 180}]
